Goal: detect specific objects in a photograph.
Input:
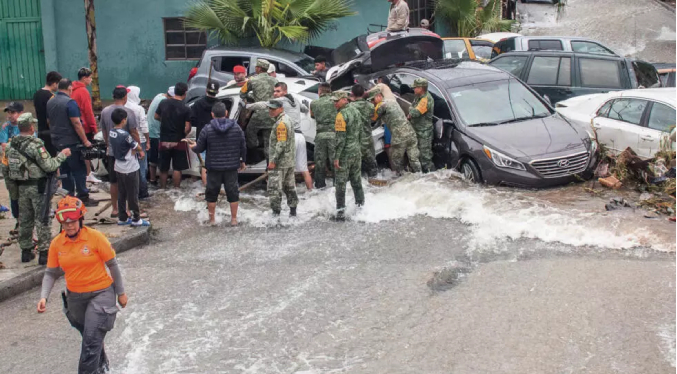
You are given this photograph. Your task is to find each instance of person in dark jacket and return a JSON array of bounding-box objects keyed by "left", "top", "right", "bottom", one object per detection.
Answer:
[
  {"left": 186, "top": 102, "right": 246, "bottom": 226},
  {"left": 190, "top": 81, "right": 220, "bottom": 185}
]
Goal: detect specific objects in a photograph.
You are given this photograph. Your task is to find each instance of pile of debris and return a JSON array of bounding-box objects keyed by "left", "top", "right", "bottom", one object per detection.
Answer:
[{"left": 594, "top": 146, "right": 676, "bottom": 219}]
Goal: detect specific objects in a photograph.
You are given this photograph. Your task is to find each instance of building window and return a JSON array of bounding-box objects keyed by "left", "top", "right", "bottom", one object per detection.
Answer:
[
  {"left": 409, "top": 0, "right": 434, "bottom": 28},
  {"left": 163, "top": 18, "right": 207, "bottom": 60}
]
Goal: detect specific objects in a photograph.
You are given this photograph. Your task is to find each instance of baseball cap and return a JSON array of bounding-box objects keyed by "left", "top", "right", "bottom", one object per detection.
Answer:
[
  {"left": 233, "top": 65, "right": 246, "bottom": 74},
  {"left": 367, "top": 87, "right": 382, "bottom": 100},
  {"left": 413, "top": 78, "right": 428, "bottom": 88},
  {"left": 331, "top": 91, "right": 350, "bottom": 101},
  {"left": 256, "top": 59, "right": 271, "bottom": 70},
  {"left": 113, "top": 85, "right": 130, "bottom": 99},
  {"left": 265, "top": 99, "right": 284, "bottom": 109},
  {"left": 206, "top": 81, "right": 220, "bottom": 96},
  {"left": 3, "top": 102, "right": 23, "bottom": 112},
  {"left": 167, "top": 86, "right": 175, "bottom": 96},
  {"left": 267, "top": 64, "right": 276, "bottom": 73},
  {"left": 17, "top": 112, "right": 38, "bottom": 126}
]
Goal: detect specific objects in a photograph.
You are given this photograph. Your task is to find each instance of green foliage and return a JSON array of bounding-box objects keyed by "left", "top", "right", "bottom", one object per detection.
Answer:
[
  {"left": 435, "top": 0, "right": 503, "bottom": 37},
  {"left": 185, "top": 0, "right": 356, "bottom": 48}
]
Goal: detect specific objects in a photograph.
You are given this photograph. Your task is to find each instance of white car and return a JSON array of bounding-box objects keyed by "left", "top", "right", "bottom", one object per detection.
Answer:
[{"left": 555, "top": 88, "right": 675, "bottom": 159}]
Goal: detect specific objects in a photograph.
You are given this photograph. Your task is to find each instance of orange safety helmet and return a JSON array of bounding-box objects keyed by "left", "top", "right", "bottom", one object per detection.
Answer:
[{"left": 55, "top": 196, "right": 87, "bottom": 223}]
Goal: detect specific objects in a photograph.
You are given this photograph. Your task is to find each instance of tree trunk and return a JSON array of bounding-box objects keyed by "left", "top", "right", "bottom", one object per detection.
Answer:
[{"left": 84, "top": 0, "right": 101, "bottom": 112}]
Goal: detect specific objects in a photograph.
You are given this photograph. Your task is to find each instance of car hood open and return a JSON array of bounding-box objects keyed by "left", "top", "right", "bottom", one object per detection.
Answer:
[{"left": 467, "top": 115, "right": 588, "bottom": 159}]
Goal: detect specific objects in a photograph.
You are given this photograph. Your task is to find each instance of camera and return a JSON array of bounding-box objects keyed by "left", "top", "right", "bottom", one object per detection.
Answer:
[{"left": 77, "top": 140, "right": 107, "bottom": 160}]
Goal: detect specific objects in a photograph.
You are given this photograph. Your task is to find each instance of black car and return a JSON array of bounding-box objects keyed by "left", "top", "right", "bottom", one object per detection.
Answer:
[
  {"left": 355, "top": 60, "right": 598, "bottom": 188},
  {"left": 489, "top": 51, "right": 660, "bottom": 104}
]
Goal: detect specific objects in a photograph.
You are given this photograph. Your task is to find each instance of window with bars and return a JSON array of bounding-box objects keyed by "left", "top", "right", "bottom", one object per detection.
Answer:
[
  {"left": 408, "top": 0, "right": 434, "bottom": 28},
  {"left": 163, "top": 18, "right": 207, "bottom": 60}
]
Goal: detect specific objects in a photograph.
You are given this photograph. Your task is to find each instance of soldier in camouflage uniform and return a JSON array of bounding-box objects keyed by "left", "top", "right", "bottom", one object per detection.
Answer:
[
  {"left": 5, "top": 113, "right": 70, "bottom": 264},
  {"left": 333, "top": 91, "right": 364, "bottom": 221},
  {"left": 309, "top": 83, "right": 337, "bottom": 188},
  {"left": 408, "top": 78, "right": 435, "bottom": 172},
  {"left": 266, "top": 100, "right": 298, "bottom": 216},
  {"left": 241, "top": 59, "right": 278, "bottom": 157},
  {"left": 349, "top": 84, "right": 377, "bottom": 178},
  {"left": 369, "top": 88, "right": 422, "bottom": 174}
]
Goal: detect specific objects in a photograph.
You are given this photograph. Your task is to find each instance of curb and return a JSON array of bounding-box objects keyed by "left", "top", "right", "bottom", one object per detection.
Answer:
[{"left": 0, "top": 226, "right": 150, "bottom": 303}]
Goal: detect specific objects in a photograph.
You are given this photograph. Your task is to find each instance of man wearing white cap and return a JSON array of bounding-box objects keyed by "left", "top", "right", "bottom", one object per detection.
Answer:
[{"left": 146, "top": 86, "right": 173, "bottom": 185}]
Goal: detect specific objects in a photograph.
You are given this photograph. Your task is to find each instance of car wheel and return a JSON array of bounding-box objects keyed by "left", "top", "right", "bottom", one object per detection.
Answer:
[{"left": 460, "top": 159, "right": 482, "bottom": 183}]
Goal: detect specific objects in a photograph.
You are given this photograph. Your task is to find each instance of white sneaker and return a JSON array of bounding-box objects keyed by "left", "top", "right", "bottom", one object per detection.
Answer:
[{"left": 87, "top": 174, "right": 102, "bottom": 183}]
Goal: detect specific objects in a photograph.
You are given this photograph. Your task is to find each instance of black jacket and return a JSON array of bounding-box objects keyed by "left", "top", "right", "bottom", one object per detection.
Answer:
[
  {"left": 190, "top": 96, "right": 218, "bottom": 141},
  {"left": 193, "top": 118, "right": 246, "bottom": 171}
]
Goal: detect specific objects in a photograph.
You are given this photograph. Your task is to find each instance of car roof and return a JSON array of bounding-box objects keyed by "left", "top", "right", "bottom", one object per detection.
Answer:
[
  {"left": 216, "top": 77, "right": 319, "bottom": 98},
  {"left": 477, "top": 32, "right": 521, "bottom": 43},
  {"left": 509, "top": 36, "right": 607, "bottom": 42},
  {"left": 617, "top": 87, "right": 676, "bottom": 106},
  {"left": 443, "top": 37, "right": 494, "bottom": 43},
  {"left": 397, "top": 60, "right": 511, "bottom": 89},
  {"left": 204, "top": 46, "right": 311, "bottom": 61},
  {"left": 493, "top": 50, "right": 622, "bottom": 59}
]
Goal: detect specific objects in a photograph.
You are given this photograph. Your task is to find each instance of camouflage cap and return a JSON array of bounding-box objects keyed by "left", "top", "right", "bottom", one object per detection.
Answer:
[
  {"left": 413, "top": 78, "right": 428, "bottom": 88},
  {"left": 331, "top": 91, "right": 350, "bottom": 101},
  {"left": 265, "top": 99, "right": 284, "bottom": 109},
  {"left": 17, "top": 112, "right": 37, "bottom": 128},
  {"left": 256, "top": 59, "right": 271, "bottom": 70},
  {"left": 367, "top": 87, "right": 382, "bottom": 100}
]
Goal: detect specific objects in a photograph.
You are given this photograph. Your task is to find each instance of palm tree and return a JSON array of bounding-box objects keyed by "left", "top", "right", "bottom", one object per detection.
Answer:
[
  {"left": 436, "top": 0, "right": 503, "bottom": 38},
  {"left": 83, "top": 0, "right": 101, "bottom": 111},
  {"left": 184, "top": 0, "right": 356, "bottom": 48}
]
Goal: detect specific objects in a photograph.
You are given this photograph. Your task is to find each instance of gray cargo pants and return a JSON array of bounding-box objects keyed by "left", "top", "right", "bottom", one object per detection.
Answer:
[{"left": 64, "top": 286, "right": 118, "bottom": 374}]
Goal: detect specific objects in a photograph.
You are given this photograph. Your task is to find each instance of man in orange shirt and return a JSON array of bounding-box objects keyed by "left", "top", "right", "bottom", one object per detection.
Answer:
[
  {"left": 71, "top": 67, "right": 102, "bottom": 184},
  {"left": 38, "top": 196, "right": 128, "bottom": 374}
]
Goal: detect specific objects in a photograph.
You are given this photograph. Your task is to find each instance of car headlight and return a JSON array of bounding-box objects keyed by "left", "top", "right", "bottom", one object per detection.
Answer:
[{"left": 483, "top": 146, "right": 526, "bottom": 171}]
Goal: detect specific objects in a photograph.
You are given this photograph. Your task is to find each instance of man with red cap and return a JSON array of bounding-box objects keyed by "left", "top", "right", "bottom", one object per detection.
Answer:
[{"left": 227, "top": 65, "right": 248, "bottom": 87}]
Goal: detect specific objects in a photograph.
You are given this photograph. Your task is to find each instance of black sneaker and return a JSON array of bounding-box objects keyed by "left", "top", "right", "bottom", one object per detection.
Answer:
[
  {"left": 81, "top": 198, "right": 99, "bottom": 207},
  {"left": 272, "top": 210, "right": 281, "bottom": 216},
  {"left": 21, "top": 251, "right": 35, "bottom": 263},
  {"left": 290, "top": 207, "right": 297, "bottom": 217},
  {"left": 38, "top": 251, "right": 48, "bottom": 265},
  {"left": 336, "top": 211, "right": 345, "bottom": 222}
]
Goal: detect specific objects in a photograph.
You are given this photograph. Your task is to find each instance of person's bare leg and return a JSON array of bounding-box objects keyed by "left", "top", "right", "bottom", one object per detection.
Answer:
[
  {"left": 85, "top": 160, "right": 92, "bottom": 176},
  {"left": 230, "top": 202, "right": 238, "bottom": 226},
  {"left": 110, "top": 183, "right": 119, "bottom": 215},
  {"left": 207, "top": 202, "right": 216, "bottom": 225},
  {"left": 302, "top": 171, "right": 313, "bottom": 190},
  {"left": 160, "top": 172, "right": 168, "bottom": 189},
  {"left": 149, "top": 164, "right": 157, "bottom": 183},
  {"left": 201, "top": 168, "right": 207, "bottom": 186},
  {"left": 172, "top": 171, "right": 182, "bottom": 188}
]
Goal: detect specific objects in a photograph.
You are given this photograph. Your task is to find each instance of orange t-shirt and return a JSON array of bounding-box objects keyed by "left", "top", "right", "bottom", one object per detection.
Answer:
[{"left": 46, "top": 226, "right": 116, "bottom": 293}]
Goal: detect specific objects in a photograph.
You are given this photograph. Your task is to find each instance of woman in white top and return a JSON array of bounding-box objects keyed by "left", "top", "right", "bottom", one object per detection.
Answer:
[{"left": 125, "top": 86, "right": 150, "bottom": 198}]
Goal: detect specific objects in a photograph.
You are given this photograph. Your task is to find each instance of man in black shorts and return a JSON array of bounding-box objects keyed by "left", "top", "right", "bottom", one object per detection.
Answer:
[
  {"left": 155, "top": 82, "right": 191, "bottom": 189},
  {"left": 186, "top": 102, "right": 246, "bottom": 226}
]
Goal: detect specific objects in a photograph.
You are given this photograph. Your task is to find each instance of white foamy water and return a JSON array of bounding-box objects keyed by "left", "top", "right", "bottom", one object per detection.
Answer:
[{"left": 170, "top": 171, "right": 675, "bottom": 253}]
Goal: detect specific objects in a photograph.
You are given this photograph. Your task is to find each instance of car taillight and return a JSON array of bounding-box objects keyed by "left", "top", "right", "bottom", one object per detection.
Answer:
[{"left": 187, "top": 67, "right": 198, "bottom": 82}]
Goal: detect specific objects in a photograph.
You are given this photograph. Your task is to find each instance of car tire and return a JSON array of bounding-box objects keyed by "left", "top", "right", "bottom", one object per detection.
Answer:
[{"left": 460, "top": 158, "right": 482, "bottom": 183}]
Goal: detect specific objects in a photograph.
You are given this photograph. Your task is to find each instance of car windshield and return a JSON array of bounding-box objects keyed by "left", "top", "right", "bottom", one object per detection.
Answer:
[
  {"left": 294, "top": 57, "right": 315, "bottom": 74},
  {"left": 448, "top": 79, "right": 552, "bottom": 126}
]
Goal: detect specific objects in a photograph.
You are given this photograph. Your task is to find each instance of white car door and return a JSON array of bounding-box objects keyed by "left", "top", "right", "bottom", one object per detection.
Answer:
[
  {"left": 593, "top": 98, "right": 648, "bottom": 155},
  {"left": 635, "top": 101, "right": 676, "bottom": 159},
  {"left": 292, "top": 93, "right": 316, "bottom": 144}
]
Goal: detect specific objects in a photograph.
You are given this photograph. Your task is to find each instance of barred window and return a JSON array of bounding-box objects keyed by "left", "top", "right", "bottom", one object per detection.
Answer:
[
  {"left": 409, "top": 0, "right": 434, "bottom": 28},
  {"left": 163, "top": 18, "right": 207, "bottom": 60}
]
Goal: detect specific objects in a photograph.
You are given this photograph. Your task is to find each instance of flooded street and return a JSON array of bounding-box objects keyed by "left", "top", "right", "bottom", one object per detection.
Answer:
[{"left": 0, "top": 172, "right": 674, "bottom": 373}]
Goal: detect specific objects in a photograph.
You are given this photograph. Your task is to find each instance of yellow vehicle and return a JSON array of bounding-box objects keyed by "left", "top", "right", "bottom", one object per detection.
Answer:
[{"left": 442, "top": 38, "right": 494, "bottom": 62}]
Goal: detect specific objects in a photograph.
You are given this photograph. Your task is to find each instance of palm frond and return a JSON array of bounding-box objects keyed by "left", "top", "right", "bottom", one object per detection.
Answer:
[{"left": 184, "top": 1, "right": 238, "bottom": 44}]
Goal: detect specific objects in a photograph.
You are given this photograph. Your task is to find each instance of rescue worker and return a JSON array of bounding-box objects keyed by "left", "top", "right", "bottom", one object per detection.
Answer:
[
  {"left": 349, "top": 84, "right": 377, "bottom": 178},
  {"left": 386, "top": 0, "right": 409, "bottom": 32},
  {"left": 333, "top": 91, "right": 364, "bottom": 221},
  {"left": 266, "top": 99, "right": 298, "bottom": 217},
  {"left": 369, "top": 88, "right": 422, "bottom": 174},
  {"left": 408, "top": 78, "right": 435, "bottom": 172},
  {"left": 241, "top": 59, "right": 278, "bottom": 157},
  {"left": 38, "top": 196, "right": 128, "bottom": 374},
  {"left": 309, "top": 83, "right": 336, "bottom": 188},
  {"left": 5, "top": 113, "right": 71, "bottom": 264},
  {"left": 246, "top": 82, "right": 309, "bottom": 129}
]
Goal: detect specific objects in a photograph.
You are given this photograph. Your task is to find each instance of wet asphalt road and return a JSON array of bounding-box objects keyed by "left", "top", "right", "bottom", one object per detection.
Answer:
[{"left": 0, "top": 179, "right": 674, "bottom": 374}]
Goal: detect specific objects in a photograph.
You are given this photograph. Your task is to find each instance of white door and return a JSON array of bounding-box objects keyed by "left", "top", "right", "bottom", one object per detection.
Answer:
[
  {"left": 293, "top": 94, "right": 316, "bottom": 144},
  {"left": 635, "top": 101, "right": 676, "bottom": 158},
  {"left": 593, "top": 98, "right": 648, "bottom": 155}
]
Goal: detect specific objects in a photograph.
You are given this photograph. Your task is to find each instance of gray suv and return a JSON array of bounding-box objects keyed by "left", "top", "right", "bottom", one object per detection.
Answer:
[
  {"left": 360, "top": 61, "right": 598, "bottom": 188},
  {"left": 186, "top": 46, "right": 316, "bottom": 103}
]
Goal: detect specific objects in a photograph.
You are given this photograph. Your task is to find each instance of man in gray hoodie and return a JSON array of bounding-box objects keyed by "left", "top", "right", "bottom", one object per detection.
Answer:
[{"left": 186, "top": 102, "right": 246, "bottom": 226}]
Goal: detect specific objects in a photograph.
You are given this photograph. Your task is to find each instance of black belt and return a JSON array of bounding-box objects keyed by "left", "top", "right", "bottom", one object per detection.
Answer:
[{"left": 15, "top": 179, "right": 42, "bottom": 186}]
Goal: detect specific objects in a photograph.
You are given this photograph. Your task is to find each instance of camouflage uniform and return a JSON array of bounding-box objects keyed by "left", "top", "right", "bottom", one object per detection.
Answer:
[
  {"left": 5, "top": 114, "right": 66, "bottom": 257},
  {"left": 310, "top": 93, "right": 337, "bottom": 188},
  {"left": 350, "top": 98, "right": 377, "bottom": 177},
  {"left": 371, "top": 93, "right": 421, "bottom": 173},
  {"left": 409, "top": 79, "right": 435, "bottom": 172},
  {"left": 241, "top": 60, "right": 278, "bottom": 156},
  {"left": 267, "top": 105, "right": 298, "bottom": 214},
  {"left": 333, "top": 92, "right": 364, "bottom": 216}
]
